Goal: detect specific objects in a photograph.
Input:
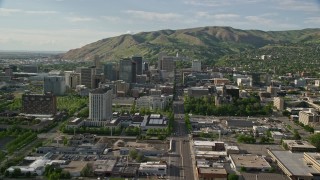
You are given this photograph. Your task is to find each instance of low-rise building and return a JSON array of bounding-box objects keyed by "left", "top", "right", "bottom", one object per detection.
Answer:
[
  {"left": 69, "top": 133, "right": 96, "bottom": 145},
  {"left": 193, "top": 141, "right": 225, "bottom": 151},
  {"left": 93, "top": 159, "right": 116, "bottom": 176},
  {"left": 225, "top": 119, "right": 253, "bottom": 129},
  {"left": 299, "top": 109, "right": 320, "bottom": 126},
  {"left": 274, "top": 97, "right": 284, "bottom": 111},
  {"left": 282, "top": 140, "right": 317, "bottom": 152},
  {"left": 267, "top": 86, "right": 280, "bottom": 96},
  {"left": 269, "top": 150, "right": 320, "bottom": 180},
  {"left": 63, "top": 161, "right": 88, "bottom": 177},
  {"left": 229, "top": 154, "right": 271, "bottom": 172},
  {"left": 187, "top": 87, "right": 209, "bottom": 97},
  {"left": 237, "top": 77, "right": 252, "bottom": 87},
  {"left": 213, "top": 78, "right": 229, "bottom": 86},
  {"left": 270, "top": 131, "right": 284, "bottom": 140},
  {"left": 138, "top": 161, "right": 167, "bottom": 176},
  {"left": 197, "top": 167, "right": 227, "bottom": 180},
  {"left": 140, "top": 114, "right": 168, "bottom": 131},
  {"left": 66, "top": 118, "right": 84, "bottom": 129}
]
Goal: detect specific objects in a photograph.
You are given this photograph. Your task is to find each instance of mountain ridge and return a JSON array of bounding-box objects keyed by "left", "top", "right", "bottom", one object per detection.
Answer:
[{"left": 62, "top": 26, "right": 320, "bottom": 62}]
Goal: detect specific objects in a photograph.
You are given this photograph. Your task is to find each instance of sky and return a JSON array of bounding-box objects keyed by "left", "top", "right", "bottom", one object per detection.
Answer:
[{"left": 0, "top": 0, "right": 320, "bottom": 51}]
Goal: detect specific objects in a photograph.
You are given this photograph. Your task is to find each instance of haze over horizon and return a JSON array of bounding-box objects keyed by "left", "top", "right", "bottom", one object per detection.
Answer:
[{"left": 0, "top": 0, "right": 320, "bottom": 51}]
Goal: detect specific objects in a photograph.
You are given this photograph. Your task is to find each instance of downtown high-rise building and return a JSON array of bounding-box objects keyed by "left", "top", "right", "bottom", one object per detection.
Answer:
[
  {"left": 76, "top": 67, "right": 96, "bottom": 89},
  {"left": 192, "top": 60, "right": 201, "bottom": 72},
  {"left": 22, "top": 92, "right": 57, "bottom": 115},
  {"left": 158, "top": 53, "right": 176, "bottom": 73},
  {"left": 119, "top": 58, "right": 136, "bottom": 83},
  {"left": 132, "top": 56, "right": 143, "bottom": 75},
  {"left": 104, "top": 63, "right": 117, "bottom": 81},
  {"left": 43, "top": 76, "right": 66, "bottom": 96},
  {"left": 93, "top": 55, "right": 102, "bottom": 69},
  {"left": 89, "top": 87, "right": 113, "bottom": 125}
]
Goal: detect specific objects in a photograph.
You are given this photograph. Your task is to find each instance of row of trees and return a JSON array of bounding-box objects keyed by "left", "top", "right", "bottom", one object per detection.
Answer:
[
  {"left": 57, "top": 95, "right": 88, "bottom": 116},
  {"left": 6, "top": 131, "right": 37, "bottom": 154},
  {"left": 185, "top": 113, "right": 192, "bottom": 132},
  {"left": 44, "top": 165, "right": 71, "bottom": 180},
  {"left": 62, "top": 126, "right": 122, "bottom": 136},
  {"left": 237, "top": 134, "right": 256, "bottom": 144},
  {"left": 184, "top": 95, "right": 273, "bottom": 116},
  {"left": 294, "top": 121, "right": 314, "bottom": 133},
  {"left": 125, "top": 126, "right": 140, "bottom": 136},
  {"left": 309, "top": 133, "right": 320, "bottom": 150}
]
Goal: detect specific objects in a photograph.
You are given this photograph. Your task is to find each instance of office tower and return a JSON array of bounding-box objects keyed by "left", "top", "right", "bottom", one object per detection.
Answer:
[
  {"left": 89, "top": 87, "right": 113, "bottom": 122},
  {"left": 143, "top": 62, "right": 149, "bottom": 72},
  {"left": 132, "top": 61, "right": 137, "bottom": 83},
  {"left": 92, "top": 74, "right": 105, "bottom": 89},
  {"left": 43, "top": 76, "right": 66, "bottom": 96},
  {"left": 119, "top": 58, "right": 136, "bottom": 83},
  {"left": 93, "top": 55, "right": 102, "bottom": 69},
  {"left": 69, "top": 72, "right": 81, "bottom": 89},
  {"left": 192, "top": 60, "right": 201, "bottom": 72},
  {"left": 77, "top": 67, "right": 95, "bottom": 89},
  {"left": 104, "top": 63, "right": 116, "bottom": 81},
  {"left": 132, "top": 56, "right": 143, "bottom": 75},
  {"left": 161, "top": 56, "right": 175, "bottom": 72},
  {"left": 64, "top": 71, "right": 73, "bottom": 88},
  {"left": 22, "top": 92, "right": 57, "bottom": 115},
  {"left": 158, "top": 52, "right": 166, "bottom": 70}
]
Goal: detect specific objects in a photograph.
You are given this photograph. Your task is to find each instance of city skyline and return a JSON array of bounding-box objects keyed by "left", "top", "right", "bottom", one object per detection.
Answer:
[{"left": 0, "top": 0, "right": 319, "bottom": 51}]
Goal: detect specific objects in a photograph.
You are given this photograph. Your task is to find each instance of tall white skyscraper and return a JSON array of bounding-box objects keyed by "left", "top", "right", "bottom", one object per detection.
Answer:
[{"left": 89, "top": 87, "right": 113, "bottom": 125}]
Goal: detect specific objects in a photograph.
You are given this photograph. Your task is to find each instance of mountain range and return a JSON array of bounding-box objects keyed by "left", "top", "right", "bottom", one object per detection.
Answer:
[{"left": 62, "top": 26, "right": 320, "bottom": 63}]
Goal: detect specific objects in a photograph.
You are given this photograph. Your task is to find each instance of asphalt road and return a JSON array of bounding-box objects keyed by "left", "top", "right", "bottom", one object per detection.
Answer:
[{"left": 167, "top": 117, "right": 196, "bottom": 180}]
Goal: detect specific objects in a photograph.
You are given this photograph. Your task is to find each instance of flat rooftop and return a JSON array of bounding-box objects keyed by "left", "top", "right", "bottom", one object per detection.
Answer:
[
  {"left": 194, "top": 140, "right": 224, "bottom": 147},
  {"left": 64, "top": 161, "right": 88, "bottom": 174},
  {"left": 94, "top": 159, "right": 116, "bottom": 172},
  {"left": 230, "top": 154, "right": 271, "bottom": 169},
  {"left": 241, "top": 172, "right": 288, "bottom": 180},
  {"left": 269, "top": 151, "right": 319, "bottom": 176},
  {"left": 305, "top": 152, "right": 320, "bottom": 165},
  {"left": 198, "top": 167, "right": 227, "bottom": 175},
  {"left": 196, "top": 151, "right": 227, "bottom": 156},
  {"left": 283, "top": 140, "right": 316, "bottom": 149}
]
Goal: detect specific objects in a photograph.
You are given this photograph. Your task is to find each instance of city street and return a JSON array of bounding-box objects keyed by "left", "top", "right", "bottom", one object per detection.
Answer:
[{"left": 168, "top": 116, "right": 196, "bottom": 180}]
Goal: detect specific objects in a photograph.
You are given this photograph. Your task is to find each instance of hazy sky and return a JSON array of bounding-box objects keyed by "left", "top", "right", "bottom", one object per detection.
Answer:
[{"left": 0, "top": 0, "right": 320, "bottom": 51}]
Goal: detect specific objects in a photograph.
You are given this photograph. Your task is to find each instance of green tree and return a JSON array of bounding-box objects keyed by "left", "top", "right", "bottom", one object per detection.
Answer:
[
  {"left": 129, "top": 149, "right": 138, "bottom": 160},
  {"left": 309, "top": 133, "right": 320, "bottom": 150},
  {"left": 228, "top": 173, "right": 239, "bottom": 180},
  {"left": 4, "top": 170, "right": 10, "bottom": 177},
  {"left": 293, "top": 129, "right": 301, "bottom": 140},
  {"left": 240, "top": 166, "right": 247, "bottom": 172},
  {"left": 80, "top": 165, "right": 92, "bottom": 177},
  {"left": 136, "top": 153, "right": 146, "bottom": 162},
  {"left": 259, "top": 136, "right": 270, "bottom": 144},
  {"left": 12, "top": 168, "right": 21, "bottom": 178},
  {"left": 25, "top": 171, "right": 31, "bottom": 178},
  {"left": 237, "top": 134, "right": 256, "bottom": 144}
]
